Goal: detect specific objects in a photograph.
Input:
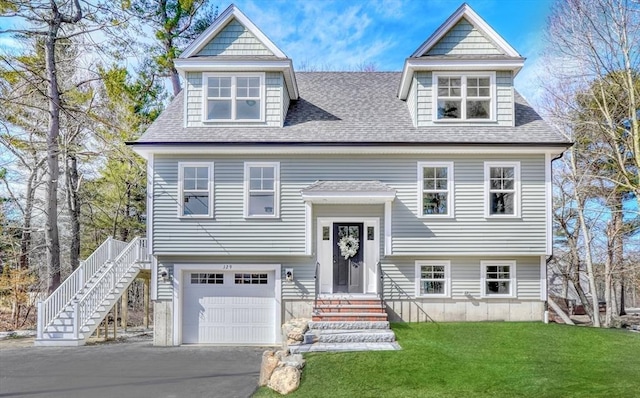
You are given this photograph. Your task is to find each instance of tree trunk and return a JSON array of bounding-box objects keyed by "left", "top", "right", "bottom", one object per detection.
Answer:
[
  {"left": 45, "top": 22, "right": 62, "bottom": 294},
  {"left": 66, "top": 153, "right": 81, "bottom": 270}
]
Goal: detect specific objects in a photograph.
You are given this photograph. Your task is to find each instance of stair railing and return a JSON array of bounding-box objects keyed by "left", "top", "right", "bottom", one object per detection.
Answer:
[
  {"left": 313, "top": 261, "right": 320, "bottom": 313},
  {"left": 76, "top": 237, "right": 143, "bottom": 329},
  {"left": 378, "top": 261, "right": 384, "bottom": 302},
  {"left": 37, "top": 236, "right": 126, "bottom": 339}
]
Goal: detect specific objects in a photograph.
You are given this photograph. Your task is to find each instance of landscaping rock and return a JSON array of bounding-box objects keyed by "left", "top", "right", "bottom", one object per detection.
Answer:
[
  {"left": 259, "top": 350, "right": 280, "bottom": 387},
  {"left": 280, "top": 353, "right": 305, "bottom": 370},
  {"left": 281, "top": 318, "right": 311, "bottom": 346},
  {"left": 267, "top": 365, "right": 300, "bottom": 395}
]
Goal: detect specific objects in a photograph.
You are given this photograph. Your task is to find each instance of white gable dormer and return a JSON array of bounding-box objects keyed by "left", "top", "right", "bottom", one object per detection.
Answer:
[
  {"left": 399, "top": 3, "right": 524, "bottom": 127},
  {"left": 175, "top": 5, "right": 298, "bottom": 128}
]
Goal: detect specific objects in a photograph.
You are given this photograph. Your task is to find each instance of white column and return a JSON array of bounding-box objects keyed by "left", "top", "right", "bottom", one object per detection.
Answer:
[{"left": 384, "top": 201, "right": 392, "bottom": 256}]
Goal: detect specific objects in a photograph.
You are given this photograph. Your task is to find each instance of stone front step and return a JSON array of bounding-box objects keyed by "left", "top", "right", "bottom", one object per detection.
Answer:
[
  {"left": 315, "top": 299, "right": 384, "bottom": 306},
  {"left": 314, "top": 304, "right": 385, "bottom": 314},
  {"left": 289, "top": 342, "right": 401, "bottom": 353},
  {"left": 311, "top": 329, "right": 396, "bottom": 343}
]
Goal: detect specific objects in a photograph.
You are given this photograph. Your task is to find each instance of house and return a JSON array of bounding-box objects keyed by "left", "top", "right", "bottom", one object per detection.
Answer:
[
  {"left": 123, "top": 3, "right": 569, "bottom": 346},
  {"left": 126, "top": 3, "right": 571, "bottom": 346}
]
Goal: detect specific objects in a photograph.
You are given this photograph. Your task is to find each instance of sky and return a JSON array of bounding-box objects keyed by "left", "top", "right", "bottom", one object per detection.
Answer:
[{"left": 224, "top": 0, "right": 554, "bottom": 105}]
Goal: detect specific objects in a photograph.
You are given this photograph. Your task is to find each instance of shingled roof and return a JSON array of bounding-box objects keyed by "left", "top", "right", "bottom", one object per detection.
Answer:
[{"left": 134, "top": 72, "right": 569, "bottom": 146}]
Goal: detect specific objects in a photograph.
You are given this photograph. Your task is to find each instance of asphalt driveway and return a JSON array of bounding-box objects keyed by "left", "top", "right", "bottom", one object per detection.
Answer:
[{"left": 0, "top": 340, "right": 265, "bottom": 398}]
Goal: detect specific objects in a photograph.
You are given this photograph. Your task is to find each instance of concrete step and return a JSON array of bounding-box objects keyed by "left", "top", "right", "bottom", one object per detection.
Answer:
[
  {"left": 310, "top": 329, "right": 396, "bottom": 343},
  {"left": 315, "top": 299, "right": 384, "bottom": 306},
  {"left": 309, "top": 321, "right": 390, "bottom": 330},
  {"left": 289, "top": 341, "right": 401, "bottom": 353}
]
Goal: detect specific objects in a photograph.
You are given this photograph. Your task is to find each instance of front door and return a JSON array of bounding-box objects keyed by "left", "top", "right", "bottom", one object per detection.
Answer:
[{"left": 333, "top": 223, "right": 363, "bottom": 293}]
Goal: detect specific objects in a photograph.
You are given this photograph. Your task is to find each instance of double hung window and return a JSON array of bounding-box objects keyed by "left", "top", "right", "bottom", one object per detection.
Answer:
[
  {"left": 418, "top": 162, "right": 453, "bottom": 217},
  {"left": 245, "top": 162, "right": 280, "bottom": 218},
  {"left": 434, "top": 73, "right": 494, "bottom": 121},
  {"left": 415, "top": 261, "right": 450, "bottom": 297},
  {"left": 204, "top": 73, "right": 263, "bottom": 121},
  {"left": 485, "top": 162, "right": 520, "bottom": 217},
  {"left": 482, "top": 261, "right": 516, "bottom": 297},
  {"left": 179, "top": 163, "right": 213, "bottom": 217}
]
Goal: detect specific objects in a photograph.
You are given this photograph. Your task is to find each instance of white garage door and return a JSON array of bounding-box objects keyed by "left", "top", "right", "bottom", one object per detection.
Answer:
[{"left": 182, "top": 271, "right": 276, "bottom": 345}]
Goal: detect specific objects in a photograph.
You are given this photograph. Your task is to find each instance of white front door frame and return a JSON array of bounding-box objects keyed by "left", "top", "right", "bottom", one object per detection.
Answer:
[
  {"left": 317, "top": 217, "right": 380, "bottom": 295},
  {"left": 172, "top": 263, "right": 282, "bottom": 346}
]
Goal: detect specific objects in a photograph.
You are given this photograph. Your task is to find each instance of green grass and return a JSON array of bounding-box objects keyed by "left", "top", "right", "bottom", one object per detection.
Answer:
[{"left": 254, "top": 322, "right": 640, "bottom": 398}]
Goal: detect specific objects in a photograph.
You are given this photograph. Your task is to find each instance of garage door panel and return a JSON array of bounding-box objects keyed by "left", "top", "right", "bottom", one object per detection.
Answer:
[{"left": 182, "top": 271, "right": 276, "bottom": 345}]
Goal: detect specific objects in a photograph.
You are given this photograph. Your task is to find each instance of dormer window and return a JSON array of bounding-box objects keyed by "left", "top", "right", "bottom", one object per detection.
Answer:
[
  {"left": 203, "top": 73, "right": 265, "bottom": 122},
  {"left": 433, "top": 72, "right": 495, "bottom": 121}
]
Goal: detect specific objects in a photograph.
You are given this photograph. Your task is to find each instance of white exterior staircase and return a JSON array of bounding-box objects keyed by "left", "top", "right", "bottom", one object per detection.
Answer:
[{"left": 35, "top": 237, "right": 150, "bottom": 346}]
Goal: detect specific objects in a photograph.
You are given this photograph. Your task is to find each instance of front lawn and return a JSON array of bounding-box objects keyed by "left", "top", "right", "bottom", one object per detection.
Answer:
[{"left": 254, "top": 322, "right": 640, "bottom": 397}]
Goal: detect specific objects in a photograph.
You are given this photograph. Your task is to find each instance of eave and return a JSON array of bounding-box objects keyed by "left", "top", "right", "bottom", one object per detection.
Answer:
[
  {"left": 174, "top": 58, "right": 299, "bottom": 100},
  {"left": 397, "top": 57, "right": 525, "bottom": 100}
]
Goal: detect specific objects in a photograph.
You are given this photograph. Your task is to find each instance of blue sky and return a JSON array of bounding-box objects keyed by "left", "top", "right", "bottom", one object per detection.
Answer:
[{"left": 227, "top": 0, "right": 553, "bottom": 104}]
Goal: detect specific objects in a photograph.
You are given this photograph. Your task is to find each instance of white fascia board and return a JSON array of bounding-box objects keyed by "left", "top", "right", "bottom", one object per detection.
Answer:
[
  {"left": 398, "top": 58, "right": 524, "bottom": 99},
  {"left": 301, "top": 193, "right": 396, "bottom": 204},
  {"left": 131, "top": 145, "right": 568, "bottom": 158},
  {"left": 180, "top": 5, "right": 287, "bottom": 59},
  {"left": 174, "top": 59, "right": 299, "bottom": 100},
  {"left": 410, "top": 4, "right": 520, "bottom": 58}
]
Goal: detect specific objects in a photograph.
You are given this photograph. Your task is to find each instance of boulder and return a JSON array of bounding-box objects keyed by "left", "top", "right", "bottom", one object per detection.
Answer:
[
  {"left": 258, "top": 350, "right": 280, "bottom": 387},
  {"left": 268, "top": 365, "right": 301, "bottom": 395},
  {"left": 280, "top": 353, "right": 305, "bottom": 370}
]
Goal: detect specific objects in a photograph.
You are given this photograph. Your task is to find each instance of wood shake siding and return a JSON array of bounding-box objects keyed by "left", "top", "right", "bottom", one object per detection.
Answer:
[
  {"left": 196, "top": 19, "right": 273, "bottom": 56},
  {"left": 426, "top": 18, "right": 502, "bottom": 56},
  {"left": 415, "top": 72, "right": 432, "bottom": 125},
  {"left": 186, "top": 72, "right": 202, "bottom": 126},
  {"left": 152, "top": 154, "right": 546, "bottom": 256}
]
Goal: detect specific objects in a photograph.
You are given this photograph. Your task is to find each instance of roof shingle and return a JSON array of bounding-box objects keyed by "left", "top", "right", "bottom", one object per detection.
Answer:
[{"left": 135, "top": 72, "right": 569, "bottom": 146}]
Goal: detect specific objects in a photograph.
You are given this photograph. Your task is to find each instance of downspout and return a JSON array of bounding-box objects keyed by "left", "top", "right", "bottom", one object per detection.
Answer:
[{"left": 544, "top": 151, "right": 565, "bottom": 323}]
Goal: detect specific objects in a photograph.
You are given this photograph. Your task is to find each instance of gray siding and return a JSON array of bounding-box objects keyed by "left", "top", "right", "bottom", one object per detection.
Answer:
[
  {"left": 185, "top": 72, "right": 284, "bottom": 128},
  {"left": 426, "top": 18, "right": 502, "bottom": 56},
  {"left": 196, "top": 19, "right": 273, "bottom": 57},
  {"left": 282, "top": 80, "right": 290, "bottom": 125},
  {"left": 152, "top": 153, "right": 547, "bottom": 256},
  {"left": 414, "top": 71, "right": 513, "bottom": 127},
  {"left": 382, "top": 256, "right": 541, "bottom": 300}
]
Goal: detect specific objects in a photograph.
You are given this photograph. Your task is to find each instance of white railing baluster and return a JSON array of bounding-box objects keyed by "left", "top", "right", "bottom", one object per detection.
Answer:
[{"left": 37, "top": 302, "right": 43, "bottom": 340}]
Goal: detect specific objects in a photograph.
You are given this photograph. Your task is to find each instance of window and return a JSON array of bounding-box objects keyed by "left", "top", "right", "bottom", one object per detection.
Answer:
[
  {"left": 244, "top": 162, "right": 280, "bottom": 218},
  {"left": 179, "top": 162, "right": 213, "bottom": 217},
  {"left": 482, "top": 261, "right": 516, "bottom": 297},
  {"left": 190, "top": 273, "right": 223, "bottom": 284},
  {"left": 415, "top": 261, "right": 450, "bottom": 297},
  {"left": 235, "top": 273, "right": 268, "bottom": 285},
  {"left": 203, "top": 73, "right": 264, "bottom": 121},
  {"left": 417, "top": 162, "right": 454, "bottom": 217},
  {"left": 485, "top": 162, "right": 520, "bottom": 217},
  {"left": 433, "top": 73, "right": 495, "bottom": 121}
]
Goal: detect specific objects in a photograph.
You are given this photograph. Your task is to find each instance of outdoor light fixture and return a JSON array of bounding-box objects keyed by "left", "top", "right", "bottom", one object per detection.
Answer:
[{"left": 285, "top": 268, "right": 293, "bottom": 282}]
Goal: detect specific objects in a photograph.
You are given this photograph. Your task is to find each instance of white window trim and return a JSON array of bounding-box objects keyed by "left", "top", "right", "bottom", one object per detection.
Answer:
[
  {"left": 178, "top": 162, "right": 214, "bottom": 218},
  {"left": 432, "top": 72, "right": 496, "bottom": 122},
  {"left": 484, "top": 161, "right": 521, "bottom": 218},
  {"left": 417, "top": 161, "right": 454, "bottom": 218},
  {"left": 202, "top": 72, "right": 266, "bottom": 122},
  {"left": 244, "top": 161, "right": 280, "bottom": 218},
  {"left": 481, "top": 260, "right": 516, "bottom": 298},
  {"left": 415, "top": 260, "right": 451, "bottom": 298}
]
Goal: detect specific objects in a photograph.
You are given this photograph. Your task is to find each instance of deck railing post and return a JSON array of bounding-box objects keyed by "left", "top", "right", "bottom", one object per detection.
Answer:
[
  {"left": 78, "top": 267, "right": 84, "bottom": 292},
  {"left": 73, "top": 303, "right": 80, "bottom": 340},
  {"left": 107, "top": 236, "right": 113, "bottom": 262},
  {"left": 37, "top": 301, "right": 43, "bottom": 340}
]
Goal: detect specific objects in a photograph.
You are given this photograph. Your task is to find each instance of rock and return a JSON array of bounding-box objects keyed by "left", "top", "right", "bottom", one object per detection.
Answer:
[
  {"left": 280, "top": 353, "right": 305, "bottom": 369},
  {"left": 258, "top": 350, "right": 280, "bottom": 387},
  {"left": 268, "top": 365, "right": 301, "bottom": 395},
  {"left": 281, "top": 318, "right": 311, "bottom": 347}
]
